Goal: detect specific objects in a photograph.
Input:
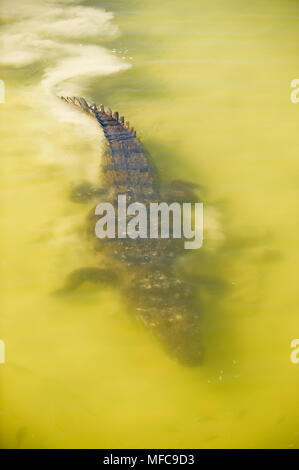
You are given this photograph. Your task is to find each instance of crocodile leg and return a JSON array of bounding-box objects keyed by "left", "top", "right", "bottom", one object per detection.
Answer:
[{"left": 55, "top": 267, "right": 117, "bottom": 294}]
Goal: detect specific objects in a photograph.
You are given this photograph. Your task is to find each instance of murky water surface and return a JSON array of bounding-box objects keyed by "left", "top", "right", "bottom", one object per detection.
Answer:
[{"left": 0, "top": 0, "right": 299, "bottom": 448}]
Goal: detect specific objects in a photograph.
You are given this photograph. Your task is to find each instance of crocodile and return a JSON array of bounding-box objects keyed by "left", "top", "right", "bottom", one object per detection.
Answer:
[{"left": 59, "top": 96, "right": 202, "bottom": 366}]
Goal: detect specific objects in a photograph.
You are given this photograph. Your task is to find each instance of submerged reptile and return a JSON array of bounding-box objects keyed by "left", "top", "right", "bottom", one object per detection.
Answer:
[{"left": 59, "top": 96, "right": 202, "bottom": 366}]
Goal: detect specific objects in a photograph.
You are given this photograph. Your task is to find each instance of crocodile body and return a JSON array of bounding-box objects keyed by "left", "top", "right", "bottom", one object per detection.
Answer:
[{"left": 60, "top": 96, "right": 202, "bottom": 366}]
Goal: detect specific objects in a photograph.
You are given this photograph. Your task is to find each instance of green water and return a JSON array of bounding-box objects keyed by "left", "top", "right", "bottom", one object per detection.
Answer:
[{"left": 0, "top": 0, "right": 299, "bottom": 448}]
